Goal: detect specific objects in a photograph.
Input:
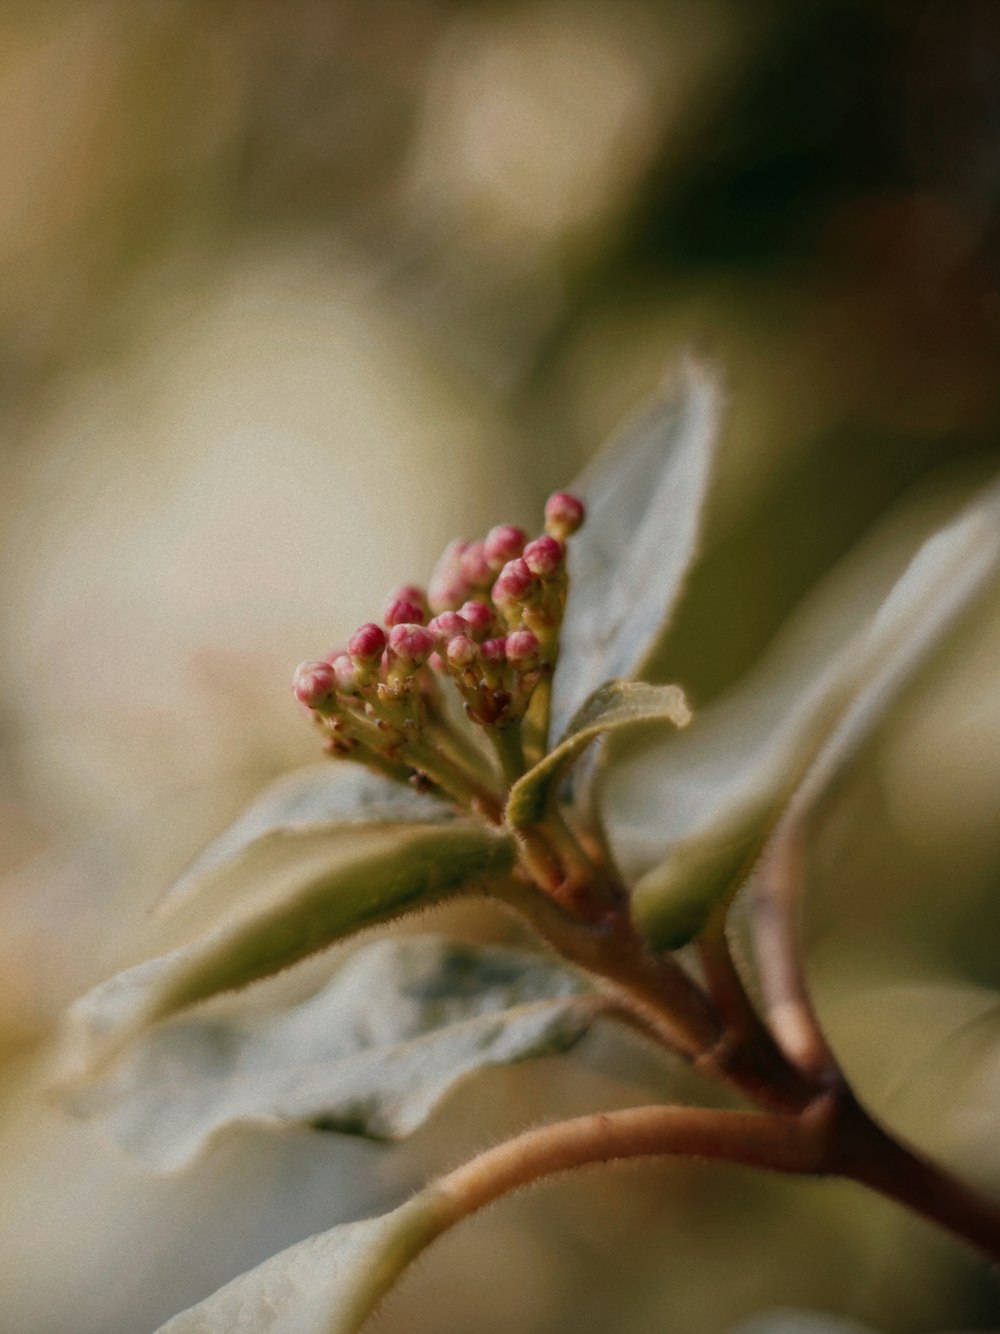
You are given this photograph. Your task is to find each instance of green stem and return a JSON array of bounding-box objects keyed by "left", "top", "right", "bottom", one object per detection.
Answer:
[
  {"left": 404, "top": 739, "right": 504, "bottom": 824},
  {"left": 491, "top": 721, "right": 527, "bottom": 787},
  {"left": 520, "top": 666, "right": 553, "bottom": 767}
]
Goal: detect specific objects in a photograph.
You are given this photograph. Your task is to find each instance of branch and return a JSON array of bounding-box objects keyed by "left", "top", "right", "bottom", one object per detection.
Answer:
[
  {"left": 430, "top": 1102, "right": 827, "bottom": 1225},
  {"left": 752, "top": 821, "right": 837, "bottom": 1078}
]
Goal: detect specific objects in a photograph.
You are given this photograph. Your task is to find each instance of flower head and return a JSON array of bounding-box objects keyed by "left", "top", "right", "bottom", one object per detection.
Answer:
[{"left": 293, "top": 489, "right": 588, "bottom": 800}]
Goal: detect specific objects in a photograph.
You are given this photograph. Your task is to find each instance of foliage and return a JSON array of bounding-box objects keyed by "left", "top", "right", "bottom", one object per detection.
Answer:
[{"left": 61, "top": 363, "right": 1000, "bottom": 1331}]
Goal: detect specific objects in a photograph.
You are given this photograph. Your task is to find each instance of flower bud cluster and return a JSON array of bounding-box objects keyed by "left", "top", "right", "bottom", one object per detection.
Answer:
[{"left": 292, "top": 491, "right": 586, "bottom": 805}]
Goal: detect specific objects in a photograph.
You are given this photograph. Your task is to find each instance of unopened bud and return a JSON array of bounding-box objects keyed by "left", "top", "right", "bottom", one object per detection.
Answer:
[
  {"left": 447, "top": 634, "right": 478, "bottom": 670},
  {"left": 523, "top": 535, "right": 564, "bottom": 576},
  {"left": 427, "top": 540, "right": 471, "bottom": 613},
  {"left": 459, "top": 599, "right": 493, "bottom": 640},
  {"left": 348, "top": 622, "right": 387, "bottom": 664},
  {"left": 544, "top": 491, "right": 585, "bottom": 539},
  {"left": 330, "top": 653, "right": 361, "bottom": 695},
  {"left": 484, "top": 524, "right": 527, "bottom": 570},
  {"left": 505, "top": 629, "right": 541, "bottom": 670},
  {"left": 428, "top": 610, "right": 467, "bottom": 644},
  {"left": 396, "top": 583, "right": 427, "bottom": 609},
  {"left": 293, "top": 660, "right": 336, "bottom": 708},
  {"left": 384, "top": 595, "right": 426, "bottom": 627},
  {"left": 479, "top": 636, "right": 507, "bottom": 667},
  {"left": 459, "top": 541, "right": 492, "bottom": 588},
  {"left": 388, "top": 623, "right": 435, "bottom": 666},
  {"left": 493, "top": 558, "right": 536, "bottom": 606}
]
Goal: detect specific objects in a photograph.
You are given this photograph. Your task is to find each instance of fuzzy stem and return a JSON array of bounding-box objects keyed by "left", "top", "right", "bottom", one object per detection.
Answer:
[
  {"left": 494, "top": 877, "right": 721, "bottom": 1058},
  {"left": 402, "top": 739, "right": 504, "bottom": 823},
  {"left": 430, "top": 1102, "right": 828, "bottom": 1228},
  {"left": 491, "top": 721, "right": 527, "bottom": 787}
]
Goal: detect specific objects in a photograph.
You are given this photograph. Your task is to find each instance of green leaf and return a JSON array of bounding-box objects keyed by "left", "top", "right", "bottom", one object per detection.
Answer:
[
  {"left": 61, "top": 824, "right": 516, "bottom": 1080},
  {"left": 550, "top": 359, "right": 721, "bottom": 741},
  {"left": 507, "top": 680, "right": 690, "bottom": 828},
  {"left": 67, "top": 936, "right": 597, "bottom": 1171},
  {"left": 161, "top": 763, "right": 454, "bottom": 916},
  {"left": 611, "top": 478, "right": 1000, "bottom": 950},
  {"left": 154, "top": 1191, "right": 448, "bottom": 1334}
]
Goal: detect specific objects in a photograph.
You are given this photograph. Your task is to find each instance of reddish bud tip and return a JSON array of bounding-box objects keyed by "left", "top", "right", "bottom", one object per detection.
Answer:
[
  {"left": 479, "top": 636, "right": 508, "bottom": 666},
  {"left": 523, "top": 535, "right": 564, "bottom": 576},
  {"left": 429, "top": 650, "right": 446, "bottom": 673},
  {"left": 447, "top": 633, "right": 478, "bottom": 670},
  {"left": 428, "top": 611, "right": 467, "bottom": 643},
  {"left": 388, "top": 623, "right": 435, "bottom": 666},
  {"left": 330, "top": 654, "right": 361, "bottom": 695},
  {"left": 459, "top": 599, "right": 494, "bottom": 639},
  {"left": 348, "top": 622, "right": 387, "bottom": 663},
  {"left": 396, "top": 584, "right": 427, "bottom": 608},
  {"left": 459, "top": 541, "right": 492, "bottom": 588},
  {"left": 544, "top": 491, "right": 585, "bottom": 538},
  {"left": 505, "top": 629, "right": 541, "bottom": 669},
  {"left": 384, "top": 595, "right": 426, "bottom": 627},
  {"left": 492, "top": 557, "right": 536, "bottom": 605},
  {"left": 293, "top": 660, "right": 336, "bottom": 708},
  {"left": 484, "top": 524, "right": 527, "bottom": 570},
  {"left": 428, "top": 540, "right": 472, "bottom": 613}
]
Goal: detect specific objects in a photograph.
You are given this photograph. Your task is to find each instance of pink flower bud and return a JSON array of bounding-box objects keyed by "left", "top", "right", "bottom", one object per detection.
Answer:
[
  {"left": 388, "top": 623, "right": 435, "bottom": 666},
  {"left": 504, "top": 629, "right": 541, "bottom": 670},
  {"left": 428, "top": 540, "right": 471, "bottom": 612},
  {"left": 384, "top": 595, "right": 426, "bottom": 627},
  {"left": 293, "top": 660, "right": 336, "bottom": 708},
  {"left": 484, "top": 524, "right": 527, "bottom": 570},
  {"left": 479, "top": 636, "right": 507, "bottom": 667},
  {"left": 396, "top": 583, "right": 427, "bottom": 608},
  {"left": 544, "top": 491, "right": 585, "bottom": 538},
  {"left": 459, "top": 541, "right": 492, "bottom": 588},
  {"left": 459, "top": 599, "right": 493, "bottom": 639},
  {"left": 522, "top": 535, "right": 564, "bottom": 576},
  {"left": 429, "top": 650, "right": 446, "bottom": 673},
  {"left": 330, "top": 653, "right": 361, "bottom": 694},
  {"left": 348, "top": 622, "right": 387, "bottom": 664},
  {"left": 492, "top": 558, "right": 536, "bottom": 605},
  {"left": 446, "top": 634, "right": 478, "bottom": 670},
  {"left": 428, "top": 611, "right": 467, "bottom": 643}
]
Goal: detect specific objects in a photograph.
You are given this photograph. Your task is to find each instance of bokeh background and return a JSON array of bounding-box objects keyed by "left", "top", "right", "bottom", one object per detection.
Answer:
[{"left": 2, "top": 2, "right": 1000, "bottom": 1330}]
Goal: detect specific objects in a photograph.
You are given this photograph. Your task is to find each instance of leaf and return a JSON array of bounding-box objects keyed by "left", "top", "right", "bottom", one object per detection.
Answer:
[
  {"left": 161, "top": 764, "right": 454, "bottom": 915},
  {"left": 550, "top": 359, "right": 721, "bottom": 741},
  {"left": 61, "top": 824, "right": 516, "bottom": 1080},
  {"left": 154, "top": 1191, "right": 448, "bottom": 1334},
  {"left": 609, "top": 477, "right": 1000, "bottom": 950},
  {"left": 726, "top": 1313, "right": 883, "bottom": 1334},
  {"left": 67, "top": 936, "right": 597, "bottom": 1171},
  {"left": 508, "top": 680, "right": 690, "bottom": 828}
]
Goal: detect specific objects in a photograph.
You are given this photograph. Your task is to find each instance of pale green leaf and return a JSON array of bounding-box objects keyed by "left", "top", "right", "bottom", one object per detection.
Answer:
[
  {"left": 61, "top": 824, "right": 516, "bottom": 1080},
  {"left": 507, "top": 680, "right": 690, "bottom": 828},
  {"left": 610, "top": 478, "right": 1000, "bottom": 950},
  {"left": 161, "top": 764, "right": 453, "bottom": 916},
  {"left": 727, "top": 1313, "right": 883, "bottom": 1334},
  {"left": 550, "top": 359, "right": 721, "bottom": 740},
  {"left": 68, "top": 936, "right": 597, "bottom": 1171},
  {"left": 155, "top": 1192, "right": 448, "bottom": 1334}
]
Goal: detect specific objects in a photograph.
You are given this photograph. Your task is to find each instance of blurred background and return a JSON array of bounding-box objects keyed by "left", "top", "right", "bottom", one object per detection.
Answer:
[{"left": 1, "top": 1, "right": 1000, "bottom": 1330}]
